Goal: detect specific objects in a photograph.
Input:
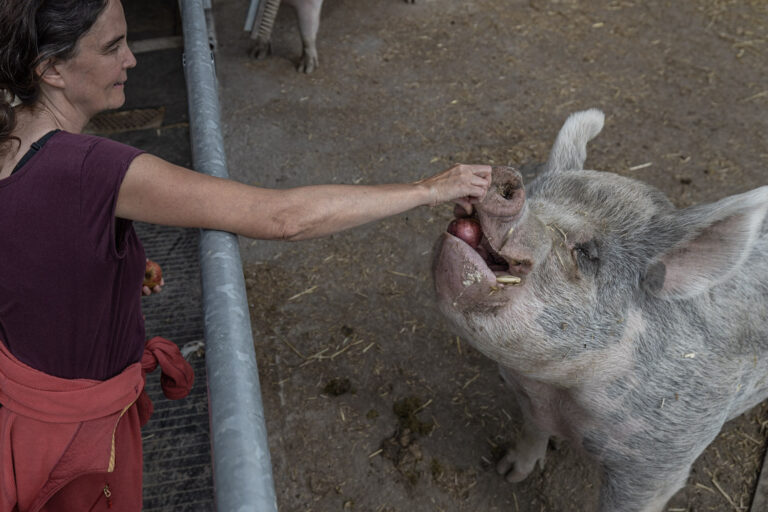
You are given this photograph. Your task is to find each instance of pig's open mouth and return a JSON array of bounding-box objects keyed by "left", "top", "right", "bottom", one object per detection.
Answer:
[{"left": 446, "top": 216, "right": 525, "bottom": 288}]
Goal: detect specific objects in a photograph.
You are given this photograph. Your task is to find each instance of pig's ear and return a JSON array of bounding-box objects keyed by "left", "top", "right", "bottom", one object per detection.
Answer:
[
  {"left": 647, "top": 187, "right": 768, "bottom": 299},
  {"left": 543, "top": 109, "right": 605, "bottom": 173}
]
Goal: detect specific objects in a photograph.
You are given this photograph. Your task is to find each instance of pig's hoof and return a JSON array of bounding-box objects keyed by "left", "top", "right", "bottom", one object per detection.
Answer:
[
  {"left": 496, "top": 447, "right": 544, "bottom": 483},
  {"left": 296, "top": 52, "right": 319, "bottom": 73},
  {"left": 249, "top": 40, "right": 271, "bottom": 60}
]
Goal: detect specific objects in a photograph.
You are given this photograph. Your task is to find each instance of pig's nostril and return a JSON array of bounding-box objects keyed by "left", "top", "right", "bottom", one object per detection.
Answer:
[
  {"left": 497, "top": 182, "right": 520, "bottom": 200},
  {"left": 481, "top": 167, "right": 526, "bottom": 218}
]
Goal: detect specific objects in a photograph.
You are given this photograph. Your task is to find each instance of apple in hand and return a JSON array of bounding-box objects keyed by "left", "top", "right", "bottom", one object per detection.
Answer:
[{"left": 144, "top": 259, "right": 163, "bottom": 289}]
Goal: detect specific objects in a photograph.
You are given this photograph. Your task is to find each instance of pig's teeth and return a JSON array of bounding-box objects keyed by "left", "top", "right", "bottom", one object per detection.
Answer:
[{"left": 496, "top": 275, "right": 522, "bottom": 285}]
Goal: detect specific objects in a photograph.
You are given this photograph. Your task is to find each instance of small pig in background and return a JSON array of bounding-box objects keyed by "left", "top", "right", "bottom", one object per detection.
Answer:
[
  {"left": 433, "top": 109, "right": 768, "bottom": 512},
  {"left": 248, "top": 0, "right": 415, "bottom": 73}
]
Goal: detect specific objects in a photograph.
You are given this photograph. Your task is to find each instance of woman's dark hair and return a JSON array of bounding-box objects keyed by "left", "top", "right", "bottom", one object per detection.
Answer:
[{"left": 0, "top": 0, "right": 109, "bottom": 145}]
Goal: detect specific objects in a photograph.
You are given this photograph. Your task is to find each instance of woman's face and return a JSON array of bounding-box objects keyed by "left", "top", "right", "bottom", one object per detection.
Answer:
[{"left": 52, "top": 0, "right": 136, "bottom": 120}]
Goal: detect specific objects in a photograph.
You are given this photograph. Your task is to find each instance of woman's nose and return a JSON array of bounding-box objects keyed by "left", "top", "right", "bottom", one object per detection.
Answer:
[{"left": 124, "top": 45, "right": 137, "bottom": 69}]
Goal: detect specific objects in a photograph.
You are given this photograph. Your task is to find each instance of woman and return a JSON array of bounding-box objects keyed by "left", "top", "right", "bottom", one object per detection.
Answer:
[{"left": 0, "top": 0, "right": 490, "bottom": 510}]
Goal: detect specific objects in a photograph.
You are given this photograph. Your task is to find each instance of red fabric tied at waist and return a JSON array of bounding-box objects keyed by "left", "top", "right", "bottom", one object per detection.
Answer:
[
  {"left": 0, "top": 336, "right": 194, "bottom": 512},
  {"left": 137, "top": 336, "right": 195, "bottom": 424},
  {"left": 0, "top": 336, "right": 194, "bottom": 425},
  {"left": 0, "top": 341, "right": 143, "bottom": 423}
]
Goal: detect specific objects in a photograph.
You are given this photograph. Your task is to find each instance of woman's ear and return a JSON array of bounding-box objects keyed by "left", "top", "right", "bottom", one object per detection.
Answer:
[{"left": 36, "top": 58, "right": 66, "bottom": 89}]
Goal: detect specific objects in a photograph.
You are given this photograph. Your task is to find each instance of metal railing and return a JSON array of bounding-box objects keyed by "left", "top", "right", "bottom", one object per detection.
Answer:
[{"left": 179, "top": 0, "right": 278, "bottom": 510}]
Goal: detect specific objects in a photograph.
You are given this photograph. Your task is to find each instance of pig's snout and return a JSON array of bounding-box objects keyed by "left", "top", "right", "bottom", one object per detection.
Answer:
[
  {"left": 479, "top": 167, "right": 526, "bottom": 219},
  {"left": 473, "top": 167, "right": 540, "bottom": 277}
]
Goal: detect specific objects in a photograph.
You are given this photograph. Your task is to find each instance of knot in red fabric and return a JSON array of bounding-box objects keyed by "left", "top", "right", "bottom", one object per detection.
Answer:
[{"left": 137, "top": 337, "right": 194, "bottom": 425}]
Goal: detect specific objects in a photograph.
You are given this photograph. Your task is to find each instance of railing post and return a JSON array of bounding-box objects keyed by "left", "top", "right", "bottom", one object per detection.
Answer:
[{"left": 179, "top": 1, "right": 278, "bottom": 510}]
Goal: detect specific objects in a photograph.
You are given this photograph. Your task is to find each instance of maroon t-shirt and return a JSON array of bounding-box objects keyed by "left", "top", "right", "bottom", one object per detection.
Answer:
[{"left": 0, "top": 131, "right": 146, "bottom": 380}]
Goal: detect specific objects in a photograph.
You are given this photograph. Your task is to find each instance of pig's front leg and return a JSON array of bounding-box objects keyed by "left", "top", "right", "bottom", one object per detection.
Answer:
[
  {"left": 599, "top": 464, "right": 692, "bottom": 512},
  {"left": 496, "top": 366, "right": 556, "bottom": 482},
  {"left": 496, "top": 414, "right": 550, "bottom": 482}
]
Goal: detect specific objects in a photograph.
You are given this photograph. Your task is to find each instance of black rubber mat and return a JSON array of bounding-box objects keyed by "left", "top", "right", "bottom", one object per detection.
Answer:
[
  {"left": 85, "top": 107, "right": 166, "bottom": 135},
  {"left": 138, "top": 223, "right": 214, "bottom": 511}
]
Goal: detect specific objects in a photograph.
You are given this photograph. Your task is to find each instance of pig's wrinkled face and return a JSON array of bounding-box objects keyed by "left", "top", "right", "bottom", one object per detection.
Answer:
[{"left": 433, "top": 166, "right": 673, "bottom": 382}]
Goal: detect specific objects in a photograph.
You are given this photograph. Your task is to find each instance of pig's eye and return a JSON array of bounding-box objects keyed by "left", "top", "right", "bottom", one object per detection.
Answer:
[{"left": 572, "top": 240, "right": 600, "bottom": 271}]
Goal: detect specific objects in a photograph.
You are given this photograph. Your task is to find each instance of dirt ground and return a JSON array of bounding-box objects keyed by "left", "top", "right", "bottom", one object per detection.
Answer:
[{"left": 210, "top": 0, "right": 768, "bottom": 510}]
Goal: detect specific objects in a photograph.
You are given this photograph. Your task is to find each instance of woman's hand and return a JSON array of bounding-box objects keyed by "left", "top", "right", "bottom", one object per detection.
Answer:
[
  {"left": 142, "top": 281, "right": 164, "bottom": 296},
  {"left": 416, "top": 164, "right": 492, "bottom": 214}
]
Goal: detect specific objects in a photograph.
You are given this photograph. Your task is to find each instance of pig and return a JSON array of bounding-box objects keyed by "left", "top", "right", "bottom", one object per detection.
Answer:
[
  {"left": 432, "top": 109, "right": 768, "bottom": 512},
  {"left": 249, "top": 0, "right": 415, "bottom": 73}
]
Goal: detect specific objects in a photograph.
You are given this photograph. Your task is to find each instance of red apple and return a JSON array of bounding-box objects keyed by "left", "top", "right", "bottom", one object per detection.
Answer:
[
  {"left": 144, "top": 259, "right": 163, "bottom": 288},
  {"left": 447, "top": 217, "right": 483, "bottom": 249}
]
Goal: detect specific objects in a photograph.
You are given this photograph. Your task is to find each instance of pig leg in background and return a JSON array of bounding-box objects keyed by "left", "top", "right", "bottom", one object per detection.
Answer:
[
  {"left": 289, "top": 0, "right": 417, "bottom": 72},
  {"left": 248, "top": 0, "right": 281, "bottom": 60},
  {"left": 250, "top": 0, "right": 416, "bottom": 73},
  {"left": 248, "top": 0, "right": 323, "bottom": 73},
  {"left": 282, "top": 0, "right": 323, "bottom": 73}
]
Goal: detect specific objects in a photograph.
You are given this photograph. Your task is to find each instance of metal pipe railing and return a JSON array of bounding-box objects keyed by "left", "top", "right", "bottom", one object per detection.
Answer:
[
  {"left": 179, "top": 1, "right": 278, "bottom": 510},
  {"left": 244, "top": 0, "right": 261, "bottom": 31}
]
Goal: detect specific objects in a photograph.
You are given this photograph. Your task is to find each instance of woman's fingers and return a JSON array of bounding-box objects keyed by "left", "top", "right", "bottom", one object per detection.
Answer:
[
  {"left": 416, "top": 163, "right": 491, "bottom": 208},
  {"left": 141, "top": 278, "right": 164, "bottom": 297},
  {"left": 454, "top": 197, "right": 473, "bottom": 215}
]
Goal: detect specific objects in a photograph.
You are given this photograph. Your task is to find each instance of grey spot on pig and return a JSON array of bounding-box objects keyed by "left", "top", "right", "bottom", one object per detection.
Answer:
[
  {"left": 432, "top": 109, "right": 768, "bottom": 512},
  {"left": 641, "top": 262, "right": 666, "bottom": 294}
]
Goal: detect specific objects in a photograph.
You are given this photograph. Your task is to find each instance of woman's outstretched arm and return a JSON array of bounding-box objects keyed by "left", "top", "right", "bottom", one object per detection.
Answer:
[{"left": 116, "top": 153, "right": 491, "bottom": 241}]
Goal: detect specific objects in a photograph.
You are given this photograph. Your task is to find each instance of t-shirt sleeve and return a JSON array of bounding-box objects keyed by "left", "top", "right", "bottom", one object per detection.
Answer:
[{"left": 79, "top": 136, "right": 145, "bottom": 259}]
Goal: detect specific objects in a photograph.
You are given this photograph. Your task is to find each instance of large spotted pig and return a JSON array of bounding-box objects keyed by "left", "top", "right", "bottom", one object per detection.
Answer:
[{"left": 433, "top": 109, "right": 768, "bottom": 512}]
